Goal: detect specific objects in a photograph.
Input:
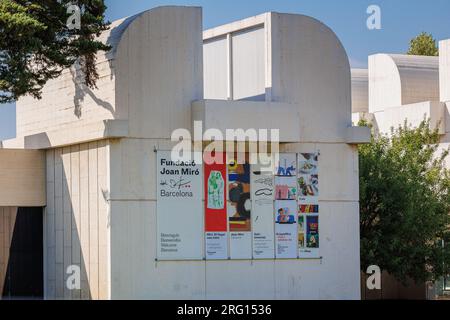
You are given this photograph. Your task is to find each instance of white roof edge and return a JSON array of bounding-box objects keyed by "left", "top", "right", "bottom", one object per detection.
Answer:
[
  {"left": 1, "top": 120, "right": 128, "bottom": 150},
  {"left": 369, "top": 53, "right": 439, "bottom": 69},
  {"left": 203, "top": 12, "right": 269, "bottom": 40}
]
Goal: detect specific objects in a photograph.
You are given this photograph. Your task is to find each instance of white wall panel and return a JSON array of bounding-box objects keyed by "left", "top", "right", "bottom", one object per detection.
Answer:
[
  {"left": 44, "top": 142, "right": 109, "bottom": 300},
  {"left": 232, "top": 27, "right": 266, "bottom": 100},
  {"left": 203, "top": 36, "right": 228, "bottom": 99}
]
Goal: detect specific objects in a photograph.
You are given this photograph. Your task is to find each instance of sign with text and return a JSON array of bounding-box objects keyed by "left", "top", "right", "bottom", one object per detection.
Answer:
[
  {"left": 157, "top": 151, "right": 203, "bottom": 260},
  {"left": 155, "top": 151, "right": 321, "bottom": 261}
]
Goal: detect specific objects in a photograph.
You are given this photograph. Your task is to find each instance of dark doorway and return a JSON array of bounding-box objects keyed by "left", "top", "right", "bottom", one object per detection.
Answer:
[{"left": 2, "top": 207, "right": 44, "bottom": 299}]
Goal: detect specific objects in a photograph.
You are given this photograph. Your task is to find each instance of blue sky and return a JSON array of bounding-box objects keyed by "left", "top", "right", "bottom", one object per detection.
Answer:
[{"left": 1, "top": 0, "right": 450, "bottom": 140}]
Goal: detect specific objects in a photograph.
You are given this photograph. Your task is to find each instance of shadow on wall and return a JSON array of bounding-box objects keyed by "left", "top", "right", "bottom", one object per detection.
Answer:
[
  {"left": 70, "top": 13, "right": 140, "bottom": 119},
  {"left": 0, "top": 204, "right": 92, "bottom": 300},
  {"left": 70, "top": 65, "right": 114, "bottom": 119},
  {"left": 44, "top": 142, "right": 109, "bottom": 300},
  {"left": 1, "top": 208, "right": 44, "bottom": 299},
  {"left": 47, "top": 169, "right": 91, "bottom": 300}
]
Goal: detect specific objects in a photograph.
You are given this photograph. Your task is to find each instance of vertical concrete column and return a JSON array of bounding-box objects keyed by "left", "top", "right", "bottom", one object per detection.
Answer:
[{"left": 109, "top": 6, "right": 204, "bottom": 299}]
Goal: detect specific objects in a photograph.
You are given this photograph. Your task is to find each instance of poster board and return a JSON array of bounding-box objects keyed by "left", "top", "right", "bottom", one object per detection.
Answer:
[
  {"left": 227, "top": 154, "right": 252, "bottom": 259},
  {"left": 274, "top": 154, "right": 298, "bottom": 258},
  {"left": 156, "top": 150, "right": 321, "bottom": 261},
  {"left": 298, "top": 152, "right": 320, "bottom": 258},
  {"left": 251, "top": 161, "right": 275, "bottom": 259},
  {"left": 204, "top": 152, "right": 229, "bottom": 259}
]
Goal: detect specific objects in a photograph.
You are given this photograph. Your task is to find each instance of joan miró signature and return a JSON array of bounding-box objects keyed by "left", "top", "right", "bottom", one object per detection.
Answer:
[{"left": 160, "top": 176, "right": 192, "bottom": 190}]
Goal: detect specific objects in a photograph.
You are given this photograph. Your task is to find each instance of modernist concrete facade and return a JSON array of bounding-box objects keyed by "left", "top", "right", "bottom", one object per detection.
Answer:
[
  {"left": 0, "top": 7, "right": 369, "bottom": 299},
  {"left": 351, "top": 41, "right": 450, "bottom": 169}
]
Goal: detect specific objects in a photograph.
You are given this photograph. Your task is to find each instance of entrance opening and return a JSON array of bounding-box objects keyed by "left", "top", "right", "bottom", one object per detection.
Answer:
[{"left": 2, "top": 207, "right": 43, "bottom": 300}]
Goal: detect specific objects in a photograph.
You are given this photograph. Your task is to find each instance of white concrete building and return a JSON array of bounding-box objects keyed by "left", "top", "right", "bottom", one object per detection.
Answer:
[
  {"left": 0, "top": 6, "right": 369, "bottom": 300},
  {"left": 351, "top": 69, "right": 369, "bottom": 114},
  {"left": 351, "top": 42, "right": 450, "bottom": 165}
]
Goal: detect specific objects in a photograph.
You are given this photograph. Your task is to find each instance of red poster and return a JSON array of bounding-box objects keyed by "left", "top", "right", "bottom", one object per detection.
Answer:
[{"left": 204, "top": 152, "right": 227, "bottom": 232}]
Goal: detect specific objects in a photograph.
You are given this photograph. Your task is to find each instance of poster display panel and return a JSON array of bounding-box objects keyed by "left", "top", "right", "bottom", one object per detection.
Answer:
[
  {"left": 205, "top": 152, "right": 228, "bottom": 259},
  {"left": 274, "top": 200, "right": 298, "bottom": 259},
  {"left": 298, "top": 152, "right": 320, "bottom": 258},
  {"left": 228, "top": 155, "right": 252, "bottom": 259},
  {"left": 251, "top": 162, "right": 275, "bottom": 259}
]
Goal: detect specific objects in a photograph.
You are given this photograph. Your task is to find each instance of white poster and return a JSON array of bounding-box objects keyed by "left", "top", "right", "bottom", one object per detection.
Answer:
[
  {"left": 156, "top": 151, "right": 203, "bottom": 260},
  {"left": 229, "top": 232, "right": 252, "bottom": 259},
  {"left": 275, "top": 200, "right": 298, "bottom": 259},
  {"left": 252, "top": 200, "right": 275, "bottom": 259},
  {"left": 251, "top": 163, "right": 275, "bottom": 259},
  {"left": 205, "top": 232, "right": 228, "bottom": 259}
]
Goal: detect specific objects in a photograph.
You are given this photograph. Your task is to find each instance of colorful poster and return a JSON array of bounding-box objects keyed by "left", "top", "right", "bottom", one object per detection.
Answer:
[
  {"left": 298, "top": 215, "right": 305, "bottom": 248},
  {"left": 299, "top": 204, "right": 319, "bottom": 214},
  {"left": 297, "top": 152, "right": 319, "bottom": 204},
  {"left": 299, "top": 216, "right": 320, "bottom": 258},
  {"left": 228, "top": 155, "right": 252, "bottom": 259},
  {"left": 156, "top": 151, "right": 203, "bottom": 260},
  {"left": 251, "top": 162, "right": 274, "bottom": 259},
  {"left": 298, "top": 152, "right": 320, "bottom": 258},
  {"left": 274, "top": 176, "right": 297, "bottom": 200},
  {"left": 275, "top": 153, "right": 297, "bottom": 177},
  {"left": 274, "top": 200, "right": 298, "bottom": 259},
  {"left": 205, "top": 152, "right": 228, "bottom": 260},
  {"left": 306, "top": 216, "right": 319, "bottom": 248}
]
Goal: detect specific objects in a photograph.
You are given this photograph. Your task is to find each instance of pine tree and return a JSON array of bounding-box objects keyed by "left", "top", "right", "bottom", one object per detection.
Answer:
[{"left": 0, "top": 0, "right": 110, "bottom": 103}]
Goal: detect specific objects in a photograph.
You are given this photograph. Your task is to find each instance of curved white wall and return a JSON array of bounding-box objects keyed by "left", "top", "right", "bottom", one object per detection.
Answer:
[
  {"left": 270, "top": 13, "right": 352, "bottom": 142},
  {"left": 114, "top": 6, "right": 203, "bottom": 139},
  {"left": 369, "top": 54, "right": 439, "bottom": 113}
]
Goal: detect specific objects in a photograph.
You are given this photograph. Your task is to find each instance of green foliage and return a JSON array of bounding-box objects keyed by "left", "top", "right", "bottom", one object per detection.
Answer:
[
  {"left": 359, "top": 120, "right": 450, "bottom": 283},
  {"left": 407, "top": 32, "right": 439, "bottom": 56},
  {"left": 0, "top": 0, "right": 110, "bottom": 103}
]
